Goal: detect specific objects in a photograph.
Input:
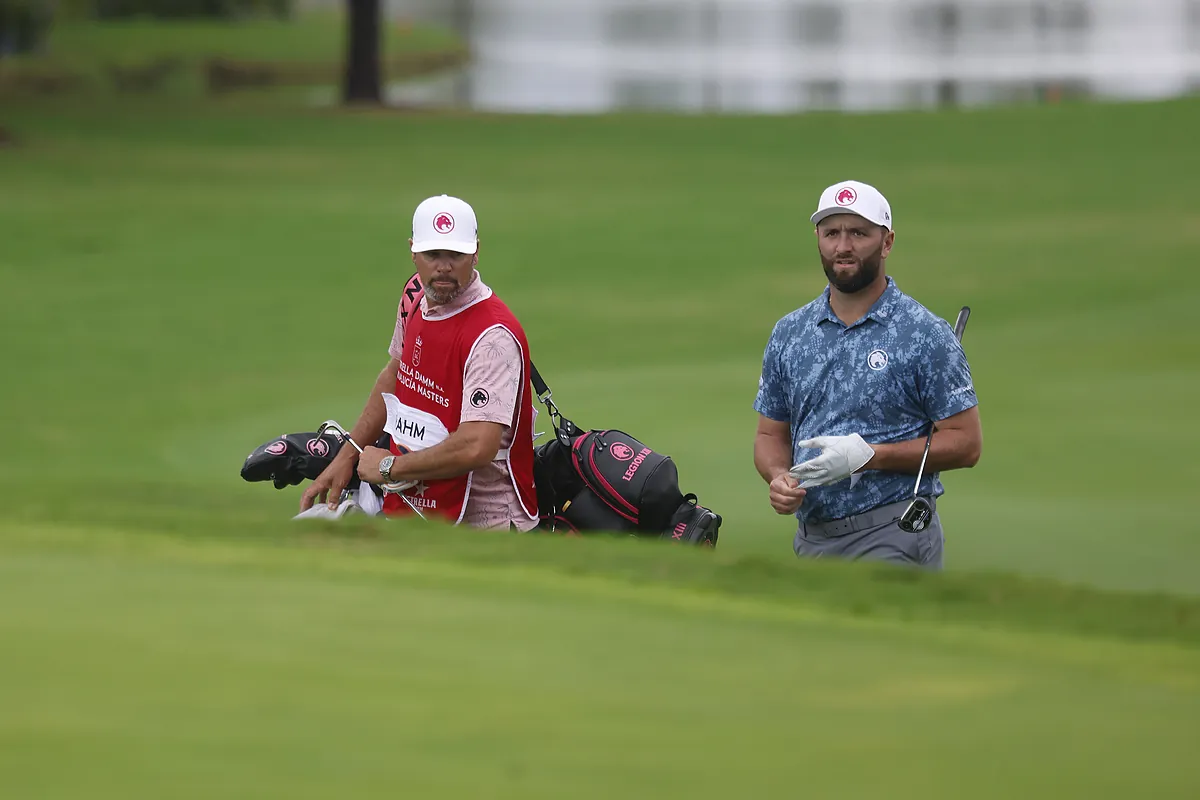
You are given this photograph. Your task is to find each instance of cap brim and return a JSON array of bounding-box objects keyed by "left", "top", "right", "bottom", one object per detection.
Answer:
[
  {"left": 810, "top": 208, "right": 889, "bottom": 229},
  {"left": 411, "top": 239, "right": 478, "bottom": 255}
]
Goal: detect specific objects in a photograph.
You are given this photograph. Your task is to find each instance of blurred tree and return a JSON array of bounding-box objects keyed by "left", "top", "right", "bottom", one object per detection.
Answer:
[
  {"left": 343, "top": 0, "right": 381, "bottom": 104},
  {"left": 0, "top": 0, "right": 53, "bottom": 55},
  {"left": 1, "top": 0, "right": 53, "bottom": 145}
]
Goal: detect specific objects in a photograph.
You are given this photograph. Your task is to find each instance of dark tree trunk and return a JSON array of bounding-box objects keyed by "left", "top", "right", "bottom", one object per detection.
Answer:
[{"left": 343, "top": 0, "right": 382, "bottom": 104}]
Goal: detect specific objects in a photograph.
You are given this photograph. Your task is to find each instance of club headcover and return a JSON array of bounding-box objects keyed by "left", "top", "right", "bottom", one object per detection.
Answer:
[{"left": 241, "top": 431, "right": 347, "bottom": 490}]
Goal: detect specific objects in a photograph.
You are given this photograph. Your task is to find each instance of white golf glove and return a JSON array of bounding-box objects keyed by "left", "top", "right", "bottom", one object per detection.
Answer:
[{"left": 789, "top": 434, "right": 875, "bottom": 489}]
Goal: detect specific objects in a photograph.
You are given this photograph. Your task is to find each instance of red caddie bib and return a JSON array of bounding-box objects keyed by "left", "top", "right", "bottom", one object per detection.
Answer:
[{"left": 380, "top": 291, "right": 538, "bottom": 525}]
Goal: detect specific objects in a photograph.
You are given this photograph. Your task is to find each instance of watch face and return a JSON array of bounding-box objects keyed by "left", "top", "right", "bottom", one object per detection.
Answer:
[{"left": 380, "top": 455, "right": 395, "bottom": 479}]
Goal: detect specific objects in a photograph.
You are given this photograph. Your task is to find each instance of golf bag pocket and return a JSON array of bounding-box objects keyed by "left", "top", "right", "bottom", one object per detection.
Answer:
[
  {"left": 570, "top": 430, "right": 685, "bottom": 533},
  {"left": 560, "top": 485, "right": 636, "bottom": 533}
]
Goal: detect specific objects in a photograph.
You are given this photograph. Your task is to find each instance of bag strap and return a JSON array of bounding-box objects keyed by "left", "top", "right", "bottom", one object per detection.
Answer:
[
  {"left": 530, "top": 361, "right": 582, "bottom": 445},
  {"left": 530, "top": 361, "right": 551, "bottom": 400}
]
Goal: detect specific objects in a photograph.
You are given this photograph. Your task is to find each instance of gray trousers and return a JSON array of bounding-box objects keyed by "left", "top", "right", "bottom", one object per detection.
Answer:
[{"left": 793, "top": 498, "right": 944, "bottom": 569}]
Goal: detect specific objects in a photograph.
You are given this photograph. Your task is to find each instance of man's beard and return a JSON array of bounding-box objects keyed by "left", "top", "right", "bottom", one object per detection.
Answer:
[
  {"left": 424, "top": 278, "right": 465, "bottom": 305},
  {"left": 820, "top": 246, "right": 884, "bottom": 294}
]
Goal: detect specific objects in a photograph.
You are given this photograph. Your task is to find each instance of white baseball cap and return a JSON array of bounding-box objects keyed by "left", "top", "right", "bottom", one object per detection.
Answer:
[
  {"left": 810, "top": 180, "right": 893, "bottom": 229},
  {"left": 411, "top": 194, "right": 478, "bottom": 254}
]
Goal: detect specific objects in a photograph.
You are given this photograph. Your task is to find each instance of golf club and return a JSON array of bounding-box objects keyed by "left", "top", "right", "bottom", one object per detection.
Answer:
[
  {"left": 898, "top": 306, "right": 971, "bottom": 533},
  {"left": 315, "top": 419, "right": 427, "bottom": 520},
  {"left": 316, "top": 420, "right": 362, "bottom": 453}
]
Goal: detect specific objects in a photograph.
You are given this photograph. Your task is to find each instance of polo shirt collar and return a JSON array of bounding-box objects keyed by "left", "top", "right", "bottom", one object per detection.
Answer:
[{"left": 818, "top": 276, "right": 900, "bottom": 328}]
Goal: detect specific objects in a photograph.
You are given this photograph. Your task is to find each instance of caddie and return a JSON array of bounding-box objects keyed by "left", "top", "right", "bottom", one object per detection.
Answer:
[
  {"left": 300, "top": 194, "right": 540, "bottom": 531},
  {"left": 752, "top": 180, "right": 983, "bottom": 568}
]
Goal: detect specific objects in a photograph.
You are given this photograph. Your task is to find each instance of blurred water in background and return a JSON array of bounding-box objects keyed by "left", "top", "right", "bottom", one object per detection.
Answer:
[{"left": 305, "top": 0, "right": 1200, "bottom": 113}]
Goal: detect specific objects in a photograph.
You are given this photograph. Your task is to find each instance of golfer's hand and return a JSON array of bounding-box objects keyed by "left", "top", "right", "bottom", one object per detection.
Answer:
[
  {"left": 769, "top": 472, "right": 807, "bottom": 515},
  {"left": 300, "top": 452, "right": 357, "bottom": 512},
  {"left": 356, "top": 446, "right": 392, "bottom": 485},
  {"left": 789, "top": 434, "right": 875, "bottom": 489}
]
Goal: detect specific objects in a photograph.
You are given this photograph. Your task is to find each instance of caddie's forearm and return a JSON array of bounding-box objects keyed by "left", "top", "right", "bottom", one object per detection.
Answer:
[
  {"left": 754, "top": 432, "right": 793, "bottom": 484},
  {"left": 864, "top": 429, "right": 978, "bottom": 474},
  {"left": 387, "top": 429, "right": 494, "bottom": 482},
  {"left": 340, "top": 363, "right": 395, "bottom": 459}
]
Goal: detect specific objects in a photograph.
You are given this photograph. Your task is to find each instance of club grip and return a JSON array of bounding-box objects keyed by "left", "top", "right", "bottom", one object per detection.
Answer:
[{"left": 953, "top": 306, "right": 971, "bottom": 342}]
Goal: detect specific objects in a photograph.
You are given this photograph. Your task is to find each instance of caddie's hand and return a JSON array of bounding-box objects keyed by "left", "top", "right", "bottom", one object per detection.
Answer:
[
  {"left": 769, "top": 472, "right": 807, "bottom": 515},
  {"left": 789, "top": 434, "right": 875, "bottom": 489},
  {"left": 356, "top": 446, "right": 392, "bottom": 485},
  {"left": 300, "top": 451, "right": 358, "bottom": 512}
]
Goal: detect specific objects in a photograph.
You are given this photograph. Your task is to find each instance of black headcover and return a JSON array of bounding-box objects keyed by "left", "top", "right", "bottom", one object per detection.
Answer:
[
  {"left": 240, "top": 431, "right": 347, "bottom": 490},
  {"left": 662, "top": 495, "right": 721, "bottom": 547}
]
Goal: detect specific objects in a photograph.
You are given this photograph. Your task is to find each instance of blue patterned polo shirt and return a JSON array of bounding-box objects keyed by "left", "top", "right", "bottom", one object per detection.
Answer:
[{"left": 754, "top": 277, "right": 978, "bottom": 524}]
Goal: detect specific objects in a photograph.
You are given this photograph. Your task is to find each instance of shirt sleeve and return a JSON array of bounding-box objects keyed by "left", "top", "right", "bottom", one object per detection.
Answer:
[
  {"left": 753, "top": 322, "right": 790, "bottom": 422},
  {"left": 917, "top": 318, "right": 979, "bottom": 421},
  {"left": 460, "top": 327, "right": 522, "bottom": 427},
  {"left": 387, "top": 302, "right": 406, "bottom": 361}
]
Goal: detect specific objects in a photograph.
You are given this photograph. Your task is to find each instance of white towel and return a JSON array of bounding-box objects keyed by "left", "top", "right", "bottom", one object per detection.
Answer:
[{"left": 292, "top": 482, "right": 384, "bottom": 521}]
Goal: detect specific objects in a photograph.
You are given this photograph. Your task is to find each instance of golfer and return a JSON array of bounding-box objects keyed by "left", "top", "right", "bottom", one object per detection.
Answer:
[
  {"left": 752, "top": 180, "right": 982, "bottom": 568},
  {"left": 301, "top": 195, "right": 540, "bottom": 531}
]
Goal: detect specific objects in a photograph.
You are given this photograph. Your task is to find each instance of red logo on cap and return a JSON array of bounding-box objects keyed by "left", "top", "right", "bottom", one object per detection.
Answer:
[
  {"left": 835, "top": 187, "right": 857, "bottom": 206},
  {"left": 433, "top": 213, "right": 455, "bottom": 234}
]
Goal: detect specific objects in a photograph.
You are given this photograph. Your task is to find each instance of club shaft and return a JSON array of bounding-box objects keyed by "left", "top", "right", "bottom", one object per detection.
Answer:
[
  {"left": 399, "top": 494, "right": 427, "bottom": 520},
  {"left": 317, "top": 421, "right": 364, "bottom": 454},
  {"left": 910, "top": 306, "right": 971, "bottom": 496}
]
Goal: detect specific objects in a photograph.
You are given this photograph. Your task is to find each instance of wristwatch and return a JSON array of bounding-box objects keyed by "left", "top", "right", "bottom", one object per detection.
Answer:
[{"left": 379, "top": 455, "right": 396, "bottom": 482}]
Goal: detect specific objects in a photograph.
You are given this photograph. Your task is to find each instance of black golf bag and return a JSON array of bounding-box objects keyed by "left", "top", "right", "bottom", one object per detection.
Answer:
[{"left": 530, "top": 366, "right": 721, "bottom": 548}]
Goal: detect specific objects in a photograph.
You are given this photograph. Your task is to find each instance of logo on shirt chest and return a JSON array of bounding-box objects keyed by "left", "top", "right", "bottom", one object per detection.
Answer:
[
  {"left": 412, "top": 335, "right": 422, "bottom": 367},
  {"left": 867, "top": 349, "right": 889, "bottom": 371}
]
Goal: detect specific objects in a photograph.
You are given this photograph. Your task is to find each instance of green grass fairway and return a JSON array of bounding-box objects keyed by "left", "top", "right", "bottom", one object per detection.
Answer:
[
  {"left": 2, "top": 523, "right": 1199, "bottom": 799},
  {"left": 2, "top": 96, "right": 1200, "bottom": 796}
]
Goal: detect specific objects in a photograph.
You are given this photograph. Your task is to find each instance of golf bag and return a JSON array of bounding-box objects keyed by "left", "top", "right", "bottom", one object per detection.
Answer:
[{"left": 530, "top": 365, "right": 721, "bottom": 548}]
